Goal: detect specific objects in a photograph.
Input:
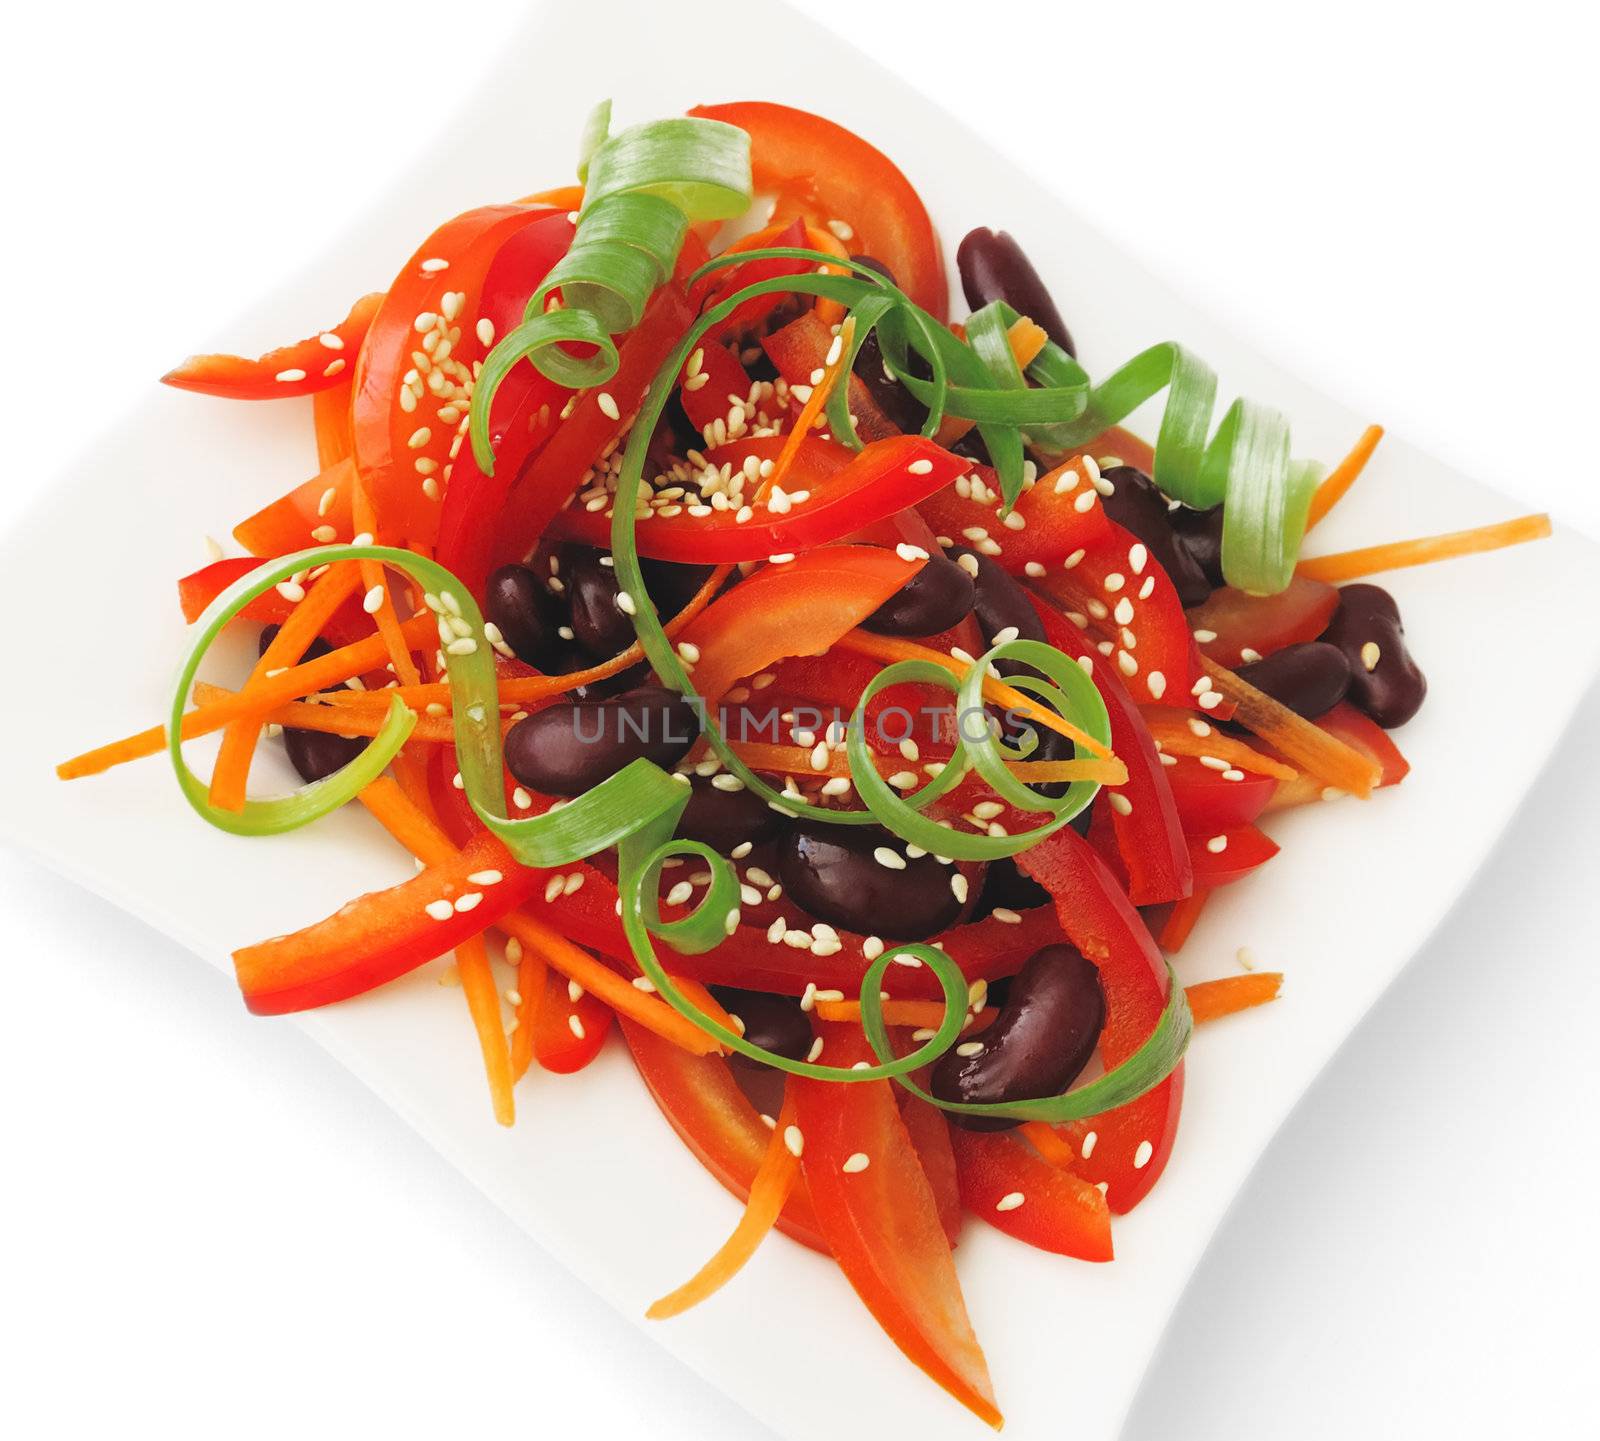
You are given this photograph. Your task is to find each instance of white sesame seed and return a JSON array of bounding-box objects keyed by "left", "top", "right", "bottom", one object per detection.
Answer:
[
  {"left": 596, "top": 391, "right": 621, "bottom": 421},
  {"left": 1117, "top": 649, "right": 1138, "bottom": 677},
  {"left": 274, "top": 367, "right": 307, "bottom": 383},
  {"left": 311, "top": 525, "right": 337, "bottom": 543},
  {"left": 1147, "top": 671, "right": 1167, "bottom": 700},
  {"left": 842, "top": 1152, "right": 870, "bottom": 1173},
  {"left": 951, "top": 872, "right": 970, "bottom": 903},
  {"left": 1133, "top": 1140, "right": 1154, "bottom": 1169},
  {"left": 1193, "top": 628, "right": 1218, "bottom": 643},
  {"left": 806, "top": 1036, "right": 825, "bottom": 1064},
  {"left": 568, "top": 1014, "right": 586, "bottom": 1040},
  {"left": 423, "top": 899, "right": 455, "bottom": 922},
  {"left": 1129, "top": 543, "right": 1149, "bottom": 574},
  {"left": 895, "top": 542, "right": 930, "bottom": 562},
  {"left": 992, "top": 907, "right": 1022, "bottom": 924},
  {"left": 1361, "top": 641, "right": 1382, "bottom": 671},
  {"left": 1205, "top": 834, "right": 1229, "bottom": 854},
  {"left": 632, "top": 976, "right": 657, "bottom": 992},
  {"left": 1198, "top": 692, "right": 1223, "bottom": 710},
  {"left": 956, "top": 1041, "right": 985, "bottom": 1058},
  {"left": 453, "top": 892, "right": 483, "bottom": 913},
  {"left": 445, "top": 637, "right": 478, "bottom": 656},
  {"left": 419, "top": 257, "right": 449, "bottom": 273},
  {"left": 1081, "top": 1130, "right": 1098, "bottom": 1159},
  {"left": 275, "top": 580, "right": 305, "bottom": 603},
  {"left": 1109, "top": 792, "right": 1133, "bottom": 816},
  {"left": 1200, "top": 755, "right": 1230, "bottom": 770},
  {"left": 666, "top": 881, "right": 694, "bottom": 907},
  {"left": 995, "top": 1192, "right": 1026, "bottom": 1212},
  {"left": 862, "top": 936, "right": 884, "bottom": 961},
  {"left": 783, "top": 1125, "right": 805, "bottom": 1158},
  {"left": 1063, "top": 548, "right": 1087, "bottom": 570},
  {"left": 317, "top": 331, "right": 344, "bottom": 350},
  {"left": 1223, "top": 768, "right": 1246, "bottom": 782},
  {"left": 615, "top": 590, "right": 637, "bottom": 616},
  {"left": 874, "top": 846, "right": 908, "bottom": 871},
  {"left": 361, "top": 584, "right": 386, "bottom": 614},
  {"left": 1240, "top": 647, "right": 1263, "bottom": 664},
  {"left": 907, "top": 457, "right": 935, "bottom": 476},
  {"left": 827, "top": 218, "right": 855, "bottom": 241}
]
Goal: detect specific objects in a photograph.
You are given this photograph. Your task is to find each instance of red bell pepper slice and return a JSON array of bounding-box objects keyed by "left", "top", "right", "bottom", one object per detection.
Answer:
[
  {"left": 352, "top": 204, "right": 563, "bottom": 546},
  {"left": 897, "top": 1092, "right": 964, "bottom": 1247},
  {"left": 916, "top": 461, "right": 1113, "bottom": 573},
  {"left": 552, "top": 434, "right": 966, "bottom": 565},
  {"left": 1264, "top": 701, "right": 1410, "bottom": 809},
  {"left": 489, "top": 280, "right": 697, "bottom": 571},
  {"left": 948, "top": 1127, "right": 1113, "bottom": 1262},
  {"left": 1187, "top": 575, "right": 1341, "bottom": 666},
  {"left": 1028, "top": 594, "right": 1192, "bottom": 905},
  {"left": 1032, "top": 517, "right": 1204, "bottom": 708},
  {"left": 693, "top": 217, "right": 811, "bottom": 341},
  {"left": 163, "top": 293, "right": 383, "bottom": 399},
  {"left": 1186, "top": 824, "right": 1280, "bottom": 887},
  {"left": 233, "top": 457, "right": 358, "bottom": 557},
  {"left": 532, "top": 966, "right": 614, "bottom": 1073},
  {"left": 690, "top": 102, "right": 947, "bottom": 321},
  {"left": 761, "top": 310, "right": 904, "bottom": 443},
  {"left": 233, "top": 832, "right": 542, "bottom": 1015},
  {"left": 1017, "top": 828, "right": 1184, "bottom": 1214},
  {"left": 1165, "top": 753, "right": 1278, "bottom": 833},
  {"left": 176, "top": 556, "right": 370, "bottom": 644},
  {"left": 619, "top": 1017, "right": 828, "bottom": 1253},
  {"left": 792, "top": 1023, "right": 1000, "bottom": 1427},
  {"left": 677, "top": 338, "right": 756, "bottom": 436}
]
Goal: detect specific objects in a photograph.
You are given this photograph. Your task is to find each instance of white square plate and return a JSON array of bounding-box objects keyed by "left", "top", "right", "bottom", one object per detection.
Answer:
[{"left": 3, "top": 3, "right": 1597, "bottom": 1437}]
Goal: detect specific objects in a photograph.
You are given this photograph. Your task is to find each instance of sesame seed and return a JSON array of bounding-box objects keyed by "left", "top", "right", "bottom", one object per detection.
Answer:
[
  {"left": 318, "top": 332, "right": 344, "bottom": 350},
  {"left": 874, "top": 846, "right": 907, "bottom": 871},
  {"left": 323, "top": 358, "right": 346, "bottom": 378},
  {"left": 783, "top": 1125, "right": 805, "bottom": 1158},
  {"left": 1129, "top": 542, "right": 1149, "bottom": 573},
  {"left": 827, "top": 218, "right": 855, "bottom": 241},
  {"left": 1081, "top": 1131, "right": 1098, "bottom": 1158},
  {"left": 956, "top": 1041, "right": 985, "bottom": 1058},
  {"left": 895, "top": 542, "right": 930, "bottom": 562},
  {"left": 453, "top": 892, "right": 483, "bottom": 913},
  {"left": 615, "top": 590, "right": 637, "bottom": 616},
  {"left": 445, "top": 637, "right": 478, "bottom": 656},
  {"left": 1133, "top": 1140, "right": 1154, "bottom": 1169},
  {"left": 596, "top": 391, "right": 620, "bottom": 421},
  {"left": 311, "top": 525, "right": 337, "bottom": 543},
  {"left": 1025, "top": 561, "right": 1046, "bottom": 577},
  {"left": 1117, "top": 649, "right": 1138, "bottom": 677},
  {"left": 995, "top": 1192, "right": 1026, "bottom": 1212},
  {"left": 1240, "top": 647, "right": 1263, "bottom": 664},
  {"left": 951, "top": 872, "right": 969, "bottom": 903},
  {"left": 423, "top": 898, "right": 455, "bottom": 922},
  {"left": 806, "top": 1036, "right": 825, "bottom": 1064},
  {"left": 1205, "top": 834, "right": 1229, "bottom": 853},
  {"left": 419, "top": 257, "right": 449, "bottom": 273},
  {"left": 991, "top": 907, "right": 1022, "bottom": 924},
  {"left": 543, "top": 877, "right": 563, "bottom": 904},
  {"left": 666, "top": 881, "right": 694, "bottom": 907},
  {"left": 632, "top": 976, "right": 657, "bottom": 992},
  {"left": 1223, "top": 768, "right": 1245, "bottom": 781},
  {"left": 862, "top": 936, "right": 884, "bottom": 960},
  {"left": 1361, "top": 641, "right": 1381, "bottom": 671},
  {"left": 1074, "top": 490, "right": 1097, "bottom": 513},
  {"left": 274, "top": 367, "right": 307, "bottom": 383},
  {"left": 1109, "top": 792, "right": 1133, "bottom": 816},
  {"left": 842, "top": 1152, "right": 870, "bottom": 1173},
  {"left": 275, "top": 580, "right": 305, "bottom": 603},
  {"left": 1198, "top": 692, "right": 1223, "bottom": 710},
  {"left": 1237, "top": 947, "right": 1258, "bottom": 970},
  {"left": 899, "top": 737, "right": 920, "bottom": 762},
  {"left": 1193, "top": 628, "right": 1218, "bottom": 643},
  {"left": 907, "top": 457, "right": 934, "bottom": 475},
  {"left": 568, "top": 1014, "right": 586, "bottom": 1040}
]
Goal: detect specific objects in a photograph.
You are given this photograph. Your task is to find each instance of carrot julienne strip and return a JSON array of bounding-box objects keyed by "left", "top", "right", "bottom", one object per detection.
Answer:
[
  {"left": 508, "top": 935, "right": 550, "bottom": 1083},
  {"left": 1019, "top": 1120, "right": 1081, "bottom": 1169},
  {"left": 1296, "top": 513, "right": 1552, "bottom": 583},
  {"left": 758, "top": 315, "right": 854, "bottom": 501},
  {"left": 1137, "top": 716, "right": 1299, "bottom": 781},
  {"left": 1200, "top": 657, "right": 1381, "bottom": 797},
  {"left": 1304, "top": 424, "right": 1384, "bottom": 531},
  {"left": 1185, "top": 972, "right": 1283, "bottom": 1024},
  {"left": 646, "top": 1090, "right": 802, "bottom": 1320},
  {"left": 1157, "top": 888, "right": 1212, "bottom": 952},
  {"left": 936, "top": 315, "right": 1049, "bottom": 448},
  {"left": 351, "top": 477, "right": 423, "bottom": 689}
]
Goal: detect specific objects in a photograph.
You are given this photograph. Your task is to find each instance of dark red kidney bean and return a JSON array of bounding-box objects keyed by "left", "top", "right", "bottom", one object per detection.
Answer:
[
  {"left": 1235, "top": 641, "right": 1352, "bottom": 719},
  {"left": 852, "top": 327, "right": 929, "bottom": 435},
  {"left": 712, "top": 987, "right": 813, "bottom": 1068},
  {"left": 1321, "top": 583, "right": 1426, "bottom": 728},
  {"left": 486, "top": 563, "right": 563, "bottom": 667},
  {"left": 861, "top": 554, "right": 976, "bottom": 637},
  {"left": 1098, "top": 466, "right": 1214, "bottom": 608},
  {"left": 946, "top": 544, "right": 1047, "bottom": 650},
  {"left": 956, "top": 228, "right": 1075, "bottom": 357},
  {"left": 931, "top": 944, "right": 1104, "bottom": 1132},
  {"left": 257, "top": 627, "right": 367, "bottom": 784},
  {"left": 565, "top": 546, "right": 713, "bottom": 659},
  {"left": 678, "top": 775, "right": 783, "bottom": 852},
  {"left": 776, "top": 823, "right": 962, "bottom": 940},
  {"left": 504, "top": 685, "right": 700, "bottom": 796},
  {"left": 1169, "top": 503, "right": 1225, "bottom": 588}
]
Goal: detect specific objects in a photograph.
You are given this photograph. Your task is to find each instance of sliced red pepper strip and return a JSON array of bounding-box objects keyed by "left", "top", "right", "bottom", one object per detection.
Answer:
[
  {"left": 762, "top": 309, "right": 903, "bottom": 443},
  {"left": 163, "top": 293, "right": 382, "bottom": 399},
  {"left": 1017, "top": 828, "right": 1184, "bottom": 1214},
  {"left": 691, "top": 103, "right": 947, "bottom": 321},
  {"left": 533, "top": 965, "right": 613, "bottom": 1073},
  {"left": 896, "top": 1092, "right": 964, "bottom": 1248},
  {"left": 1028, "top": 593, "right": 1192, "bottom": 904},
  {"left": 314, "top": 378, "right": 357, "bottom": 469},
  {"left": 1187, "top": 824, "right": 1280, "bottom": 887},
  {"left": 552, "top": 435, "right": 965, "bottom": 564},
  {"left": 1033, "top": 516, "right": 1204, "bottom": 709},
  {"left": 917, "top": 457, "right": 1113, "bottom": 573},
  {"left": 232, "top": 832, "right": 541, "bottom": 1015},
  {"left": 489, "top": 280, "right": 695, "bottom": 570},
  {"left": 1164, "top": 753, "right": 1278, "bottom": 833},
  {"left": 1263, "top": 701, "right": 1410, "bottom": 808},
  {"left": 176, "top": 556, "right": 370, "bottom": 643},
  {"left": 677, "top": 338, "right": 756, "bottom": 436},
  {"left": 948, "top": 1126, "right": 1113, "bottom": 1262},
  {"left": 233, "top": 456, "right": 357, "bottom": 557},
  {"left": 1187, "top": 575, "right": 1341, "bottom": 667},
  {"left": 353, "top": 205, "right": 565, "bottom": 545},
  {"left": 793, "top": 1023, "right": 1000, "bottom": 1428},
  {"left": 693, "top": 217, "right": 810, "bottom": 341},
  {"left": 619, "top": 1017, "right": 828, "bottom": 1253}
]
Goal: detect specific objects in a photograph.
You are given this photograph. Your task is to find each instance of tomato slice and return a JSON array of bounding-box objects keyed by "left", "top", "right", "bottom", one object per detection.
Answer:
[
  {"left": 163, "top": 293, "right": 382, "bottom": 399},
  {"left": 949, "top": 1127, "right": 1113, "bottom": 1261},
  {"left": 690, "top": 102, "right": 947, "bottom": 320},
  {"left": 793, "top": 1023, "right": 1000, "bottom": 1427},
  {"left": 1187, "top": 575, "right": 1340, "bottom": 666}
]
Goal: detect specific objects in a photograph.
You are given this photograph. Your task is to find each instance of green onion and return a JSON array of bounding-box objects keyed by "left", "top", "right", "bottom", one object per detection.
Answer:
[{"left": 469, "top": 113, "right": 751, "bottom": 474}]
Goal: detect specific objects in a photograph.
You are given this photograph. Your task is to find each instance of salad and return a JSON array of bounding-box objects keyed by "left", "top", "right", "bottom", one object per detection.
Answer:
[{"left": 58, "top": 101, "right": 1549, "bottom": 1425}]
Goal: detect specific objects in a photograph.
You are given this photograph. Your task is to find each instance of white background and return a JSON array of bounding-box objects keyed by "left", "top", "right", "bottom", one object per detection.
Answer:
[{"left": 3, "top": 1, "right": 1596, "bottom": 1437}]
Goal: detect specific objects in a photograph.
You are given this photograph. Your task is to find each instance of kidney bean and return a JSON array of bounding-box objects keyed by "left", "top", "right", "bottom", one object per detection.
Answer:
[
  {"left": 678, "top": 774, "right": 783, "bottom": 852},
  {"left": 712, "top": 987, "right": 814, "bottom": 1068},
  {"left": 946, "top": 544, "right": 1046, "bottom": 651},
  {"left": 1321, "top": 583, "right": 1426, "bottom": 728},
  {"left": 930, "top": 944, "right": 1104, "bottom": 1132},
  {"left": 1098, "top": 466, "right": 1214, "bottom": 608},
  {"left": 565, "top": 546, "right": 713, "bottom": 659},
  {"left": 257, "top": 627, "right": 367, "bottom": 784},
  {"left": 956, "top": 228, "right": 1075, "bottom": 357},
  {"left": 1170, "top": 504, "right": 1226, "bottom": 588},
  {"left": 1235, "top": 641, "right": 1352, "bottom": 719},
  {"left": 484, "top": 563, "right": 563, "bottom": 668},
  {"left": 504, "top": 685, "right": 700, "bottom": 796},
  {"left": 776, "top": 822, "right": 963, "bottom": 939},
  {"left": 862, "top": 554, "right": 976, "bottom": 637}
]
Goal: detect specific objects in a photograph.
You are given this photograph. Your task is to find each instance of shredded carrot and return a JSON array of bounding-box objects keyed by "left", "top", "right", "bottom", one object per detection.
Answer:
[
  {"left": 509, "top": 934, "right": 550, "bottom": 1082},
  {"left": 758, "top": 315, "right": 855, "bottom": 501},
  {"left": 1019, "top": 1121, "right": 1081, "bottom": 1169},
  {"left": 936, "top": 316, "right": 1050, "bottom": 448},
  {"left": 1305, "top": 424, "right": 1384, "bottom": 531},
  {"left": 646, "top": 1090, "right": 802, "bottom": 1320},
  {"left": 350, "top": 477, "right": 423, "bottom": 689},
  {"left": 1186, "top": 972, "right": 1283, "bottom": 1024},
  {"left": 816, "top": 997, "right": 998, "bottom": 1029},
  {"left": 189, "top": 683, "right": 459, "bottom": 744},
  {"left": 1296, "top": 513, "right": 1552, "bottom": 584},
  {"left": 1158, "top": 888, "right": 1212, "bottom": 952},
  {"left": 1201, "top": 658, "right": 1381, "bottom": 798},
  {"left": 836, "top": 629, "right": 1119, "bottom": 765},
  {"left": 1135, "top": 715, "right": 1299, "bottom": 782},
  {"left": 516, "top": 184, "right": 585, "bottom": 209},
  {"left": 209, "top": 562, "right": 365, "bottom": 812},
  {"left": 56, "top": 613, "right": 439, "bottom": 780},
  {"left": 455, "top": 933, "right": 516, "bottom": 1125},
  {"left": 804, "top": 224, "right": 854, "bottom": 327},
  {"left": 358, "top": 773, "right": 455, "bottom": 856}
]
